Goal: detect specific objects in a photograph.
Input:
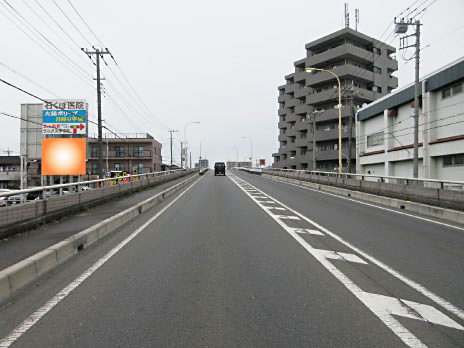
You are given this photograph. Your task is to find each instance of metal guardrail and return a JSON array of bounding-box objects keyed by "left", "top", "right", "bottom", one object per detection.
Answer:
[
  {"left": 0, "top": 169, "right": 189, "bottom": 202},
  {"left": 261, "top": 168, "right": 464, "bottom": 191}
]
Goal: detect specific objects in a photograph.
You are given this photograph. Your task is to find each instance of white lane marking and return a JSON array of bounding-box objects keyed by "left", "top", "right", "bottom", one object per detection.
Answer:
[
  {"left": 360, "top": 293, "right": 464, "bottom": 331},
  {"left": 292, "top": 228, "right": 324, "bottom": 236},
  {"left": 264, "top": 206, "right": 286, "bottom": 211},
  {"left": 263, "top": 174, "right": 464, "bottom": 232},
  {"left": 261, "top": 200, "right": 276, "bottom": 204},
  {"left": 0, "top": 176, "right": 203, "bottom": 348},
  {"left": 234, "top": 174, "right": 464, "bottom": 322},
  {"left": 229, "top": 174, "right": 464, "bottom": 347},
  {"left": 272, "top": 215, "right": 301, "bottom": 220},
  {"left": 312, "top": 249, "right": 368, "bottom": 264}
]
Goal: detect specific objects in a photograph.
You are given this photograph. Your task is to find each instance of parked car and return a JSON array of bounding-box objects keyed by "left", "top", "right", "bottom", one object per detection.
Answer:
[
  {"left": 6, "top": 193, "right": 28, "bottom": 205},
  {"left": 0, "top": 189, "right": 14, "bottom": 207}
]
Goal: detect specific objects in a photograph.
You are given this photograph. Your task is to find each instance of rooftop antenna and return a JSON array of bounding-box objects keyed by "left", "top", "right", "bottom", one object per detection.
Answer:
[
  {"left": 344, "top": 3, "right": 350, "bottom": 28},
  {"left": 355, "top": 9, "right": 359, "bottom": 31}
]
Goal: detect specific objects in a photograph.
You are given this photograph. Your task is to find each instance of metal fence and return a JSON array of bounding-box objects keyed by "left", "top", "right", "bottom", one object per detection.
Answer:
[{"left": 239, "top": 168, "right": 464, "bottom": 211}]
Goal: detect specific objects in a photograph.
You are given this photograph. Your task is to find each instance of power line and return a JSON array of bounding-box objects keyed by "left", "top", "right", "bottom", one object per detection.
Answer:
[
  {"left": 1, "top": 1, "right": 93, "bottom": 80},
  {"left": 21, "top": 0, "right": 95, "bottom": 71},
  {"left": 0, "top": 5, "right": 94, "bottom": 89},
  {"left": 66, "top": 0, "right": 105, "bottom": 48},
  {"left": 52, "top": 0, "right": 92, "bottom": 47},
  {"left": 0, "top": 61, "right": 60, "bottom": 98}
]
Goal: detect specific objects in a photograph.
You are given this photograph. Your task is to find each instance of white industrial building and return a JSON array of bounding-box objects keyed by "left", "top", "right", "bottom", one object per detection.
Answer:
[{"left": 356, "top": 57, "right": 464, "bottom": 181}]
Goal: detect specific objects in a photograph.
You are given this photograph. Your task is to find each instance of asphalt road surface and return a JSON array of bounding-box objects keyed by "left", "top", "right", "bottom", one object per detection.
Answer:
[{"left": 1, "top": 169, "right": 463, "bottom": 347}]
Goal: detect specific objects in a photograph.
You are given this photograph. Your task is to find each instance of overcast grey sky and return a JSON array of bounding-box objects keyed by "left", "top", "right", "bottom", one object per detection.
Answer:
[{"left": 1, "top": 0, "right": 463, "bottom": 166}]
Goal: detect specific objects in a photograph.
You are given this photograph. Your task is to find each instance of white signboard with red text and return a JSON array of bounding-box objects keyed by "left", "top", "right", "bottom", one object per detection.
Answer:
[{"left": 42, "top": 100, "right": 87, "bottom": 135}]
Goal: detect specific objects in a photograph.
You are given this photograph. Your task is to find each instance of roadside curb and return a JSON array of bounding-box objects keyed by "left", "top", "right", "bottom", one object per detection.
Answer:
[
  {"left": 262, "top": 174, "right": 464, "bottom": 225},
  {"left": 0, "top": 174, "right": 199, "bottom": 303}
]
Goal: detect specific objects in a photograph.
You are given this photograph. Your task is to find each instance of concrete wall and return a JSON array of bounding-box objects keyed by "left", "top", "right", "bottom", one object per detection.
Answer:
[{"left": 0, "top": 170, "right": 197, "bottom": 237}]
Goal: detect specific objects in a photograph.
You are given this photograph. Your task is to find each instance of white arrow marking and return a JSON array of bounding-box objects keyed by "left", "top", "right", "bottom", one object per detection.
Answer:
[
  {"left": 312, "top": 249, "right": 367, "bottom": 264},
  {"left": 359, "top": 292, "right": 464, "bottom": 331},
  {"left": 292, "top": 228, "right": 324, "bottom": 236},
  {"left": 273, "top": 215, "right": 301, "bottom": 220}
]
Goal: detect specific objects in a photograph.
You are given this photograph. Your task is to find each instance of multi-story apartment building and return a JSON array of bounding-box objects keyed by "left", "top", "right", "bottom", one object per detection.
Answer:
[
  {"left": 273, "top": 27, "right": 398, "bottom": 171},
  {"left": 87, "top": 133, "right": 162, "bottom": 175}
]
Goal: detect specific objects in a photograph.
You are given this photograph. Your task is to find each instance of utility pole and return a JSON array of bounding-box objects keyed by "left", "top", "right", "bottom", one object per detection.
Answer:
[
  {"left": 82, "top": 47, "right": 111, "bottom": 178},
  {"left": 346, "top": 90, "right": 356, "bottom": 173},
  {"left": 395, "top": 18, "right": 421, "bottom": 178},
  {"left": 189, "top": 152, "right": 192, "bottom": 169},
  {"left": 311, "top": 113, "right": 317, "bottom": 171},
  {"left": 169, "top": 130, "right": 178, "bottom": 167},
  {"left": 180, "top": 142, "right": 183, "bottom": 168}
]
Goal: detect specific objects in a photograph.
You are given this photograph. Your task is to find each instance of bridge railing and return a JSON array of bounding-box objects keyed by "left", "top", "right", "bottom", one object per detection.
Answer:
[{"left": 239, "top": 168, "right": 464, "bottom": 211}]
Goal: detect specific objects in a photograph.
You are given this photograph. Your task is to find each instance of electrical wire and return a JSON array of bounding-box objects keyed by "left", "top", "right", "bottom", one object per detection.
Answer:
[
  {"left": 0, "top": 61, "right": 60, "bottom": 98},
  {"left": 0, "top": 5, "right": 94, "bottom": 89},
  {"left": 52, "top": 0, "right": 92, "bottom": 47},
  {"left": 2, "top": 1, "right": 93, "bottom": 80}
]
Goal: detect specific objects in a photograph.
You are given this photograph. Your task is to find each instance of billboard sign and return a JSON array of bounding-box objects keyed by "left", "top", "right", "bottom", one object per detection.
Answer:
[
  {"left": 42, "top": 138, "right": 86, "bottom": 175},
  {"left": 42, "top": 100, "right": 87, "bottom": 135}
]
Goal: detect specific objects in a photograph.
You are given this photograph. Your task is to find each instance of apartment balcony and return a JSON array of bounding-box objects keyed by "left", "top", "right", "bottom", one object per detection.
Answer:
[
  {"left": 285, "top": 98, "right": 298, "bottom": 108},
  {"left": 278, "top": 108, "right": 287, "bottom": 116},
  {"left": 315, "top": 128, "right": 352, "bottom": 142},
  {"left": 278, "top": 134, "right": 288, "bottom": 142},
  {"left": 306, "top": 88, "right": 340, "bottom": 104},
  {"left": 294, "top": 71, "right": 307, "bottom": 83},
  {"left": 295, "top": 104, "right": 311, "bottom": 115},
  {"left": 295, "top": 137, "right": 310, "bottom": 148},
  {"left": 295, "top": 86, "right": 310, "bottom": 99},
  {"left": 278, "top": 94, "right": 289, "bottom": 103},
  {"left": 315, "top": 107, "right": 351, "bottom": 122},
  {"left": 295, "top": 121, "right": 310, "bottom": 131},
  {"left": 306, "top": 64, "right": 375, "bottom": 87},
  {"left": 286, "top": 127, "right": 297, "bottom": 137},
  {"left": 0, "top": 171, "right": 20, "bottom": 181},
  {"left": 305, "top": 43, "right": 375, "bottom": 67},
  {"left": 284, "top": 84, "right": 295, "bottom": 94},
  {"left": 89, "top": 150, "right": 153, "bottom": 159}
]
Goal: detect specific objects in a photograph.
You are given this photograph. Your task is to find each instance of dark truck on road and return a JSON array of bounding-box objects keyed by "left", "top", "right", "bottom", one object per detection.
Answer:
[{"left": 214, "top": 162, "right": 226, "bottom": 176}]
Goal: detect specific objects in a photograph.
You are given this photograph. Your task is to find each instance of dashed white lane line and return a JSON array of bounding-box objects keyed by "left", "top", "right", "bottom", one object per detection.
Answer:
[
  {"left": 229, "top": 174, "right": 464, "bottom": 348},
  {"left": 0, "top": 176, "right": 203, "bottom": 348},
  {"left": 263, "top": 174, "right": 464, "bottom": 232},
  {"left": 233, "top": 174, "right": 464, "bottom": 322}
]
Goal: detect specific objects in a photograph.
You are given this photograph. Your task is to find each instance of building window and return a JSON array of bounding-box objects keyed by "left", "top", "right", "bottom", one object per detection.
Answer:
[
  {"left": 373, "top": 47, "right": 381, "bottom": 55},
  {"left": 134, "top": 163, "right": 144, "bottom": 174},
  {"left": 301, "top": 149, "right": 307, "bottom": 156},
  {"left": 133, "top": 146, "right": 144, "bottom": 157},
  {"left": 114, "top": 146, "right": 125, "bottom": 157},
  {"left": 443, "top": 154, "right": 464, "bottom": 167},
  {"left": 367, "top": 132, "right": 384, "bottom": 147},
  {"left": 115, "top": 163, "right": 123, "bottom": 171},
  {"left": 91, "top": 146, "right": 98, "bottom": 157},
  {"left": 442, "top": 81, "right": 463, "bottom": 99},
  {"left": 373, "top": 66, "right": 382, "bottom": 74},
  {"left": 91, "top": 163, "right": 98, "bottom": 175},
  {"left": 372, "top": 85, "right": 382, "bottom": 93}
]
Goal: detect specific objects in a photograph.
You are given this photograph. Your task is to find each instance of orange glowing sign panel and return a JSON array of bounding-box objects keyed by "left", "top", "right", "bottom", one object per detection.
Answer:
[{"left": 42, "top": 138, "right": 86, "bottom": 175}]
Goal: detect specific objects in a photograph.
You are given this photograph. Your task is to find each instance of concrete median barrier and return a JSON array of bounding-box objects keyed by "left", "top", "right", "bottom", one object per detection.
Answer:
[{"left": 0, "top": 173, "right": 199, "bottom": 303}]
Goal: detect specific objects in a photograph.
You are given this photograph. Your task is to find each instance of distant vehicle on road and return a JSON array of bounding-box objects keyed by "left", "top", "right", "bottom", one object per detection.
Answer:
[
  {"left": 214, "top": 162, "right": 226, "bottom": 176},
  {"left": 0, "top": 189, "right": 14, "bottom": 206}
]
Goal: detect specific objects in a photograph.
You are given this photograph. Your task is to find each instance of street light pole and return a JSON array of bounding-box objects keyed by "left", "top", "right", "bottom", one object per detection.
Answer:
[
  {"left": 233, "top": 147, "right": 238, "bottom": 166},
  {"left": 199, "top": 138, "right": 207, "bottom": 165},
  {"left": 241, "top": 137, "right": 253, "bottom": 169},
  {"left": 183, "top": 121, "right": 200, "bottom": 169},
  {"left": 306, "top": 67, "right": 342, "bottom": 175}
]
